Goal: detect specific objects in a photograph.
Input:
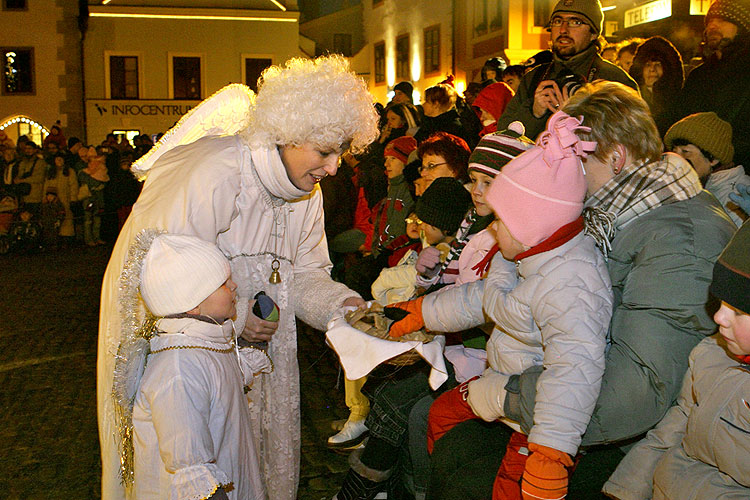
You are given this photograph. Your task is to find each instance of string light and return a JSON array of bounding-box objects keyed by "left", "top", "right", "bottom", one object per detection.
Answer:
[{"left": 0, "top": 116, "right": 50, "bottom": 138}]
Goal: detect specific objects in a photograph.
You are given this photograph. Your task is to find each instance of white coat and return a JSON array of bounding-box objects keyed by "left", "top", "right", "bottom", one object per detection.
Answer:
[{"left": 133, "top": 317, "right": 265, "bottom": 500}]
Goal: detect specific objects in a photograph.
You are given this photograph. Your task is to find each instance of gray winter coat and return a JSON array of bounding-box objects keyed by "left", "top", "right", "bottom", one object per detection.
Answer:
[{"left": 603, "top": 335, "right": 750, "bottom": 500}]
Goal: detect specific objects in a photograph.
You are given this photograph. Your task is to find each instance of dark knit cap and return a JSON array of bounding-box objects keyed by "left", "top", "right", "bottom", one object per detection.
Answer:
[
  {"left": 394, "top": 81, "right": 414, "bottom": 98},
  {"left": 710, "top": 221, "right": 750, "bottom": 314},
  {"left": 549, "top": 0, "right": 604, "bottom": 33},
  {"left": 468, "top": 122, "right": 535, "bottom": 178},
  {"left": 416, "top": 177, "right": 473, "bottom": 234},
  {"left": 706, "top": 0, "right": 750, "bottom": 33}
]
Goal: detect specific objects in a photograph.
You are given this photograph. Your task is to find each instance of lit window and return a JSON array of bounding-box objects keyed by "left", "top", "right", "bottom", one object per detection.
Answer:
[
  {"left": 396, "top": 34, "right": 410, "bottom": 81},
  {"left": 424, "top": 26, "right": 440, "bottom": 75},
  {"left": 333, "top": 34, "right": 352, "bottom": 57},
  {"left": 2, "top": 48, "right": 34, "bottom": 95},
  {"left": 374, "top": 42, "right": 385, "bottom": 84},
  {"left": 173, "top": 56, "right": 201, "bottom": 100},
  {"left": 110, "top": 55, "right": 139, "bottom": 99},
  {"left": 245, "top": 58, "right": 272, "bottom": 93}
]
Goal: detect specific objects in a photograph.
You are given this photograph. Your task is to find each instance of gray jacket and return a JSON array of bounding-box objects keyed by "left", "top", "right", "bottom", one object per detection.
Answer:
[{"left": 603, "top": 335, "right": 750, "bottom": 500}]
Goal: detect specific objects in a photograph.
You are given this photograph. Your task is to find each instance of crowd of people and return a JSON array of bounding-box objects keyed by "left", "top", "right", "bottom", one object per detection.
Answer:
[
  {"left": 8, "top": 0, "right": 741, "bottom": 498},
  {"left": 0, "top": 126, "right": 150, "bottom": 251}
]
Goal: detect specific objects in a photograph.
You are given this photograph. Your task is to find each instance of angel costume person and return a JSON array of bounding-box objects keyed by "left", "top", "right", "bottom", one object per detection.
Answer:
[{"left": 97, "top": 56, "right": 379, "bottom": 500}]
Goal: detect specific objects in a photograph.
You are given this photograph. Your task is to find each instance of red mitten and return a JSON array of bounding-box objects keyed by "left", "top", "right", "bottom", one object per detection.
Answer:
[
  {"left": 385, "top": 296, "right": 425, "bottom": 338},
  {"left": 492, "top": 432, "right": 530, "bottom": 500},
  {"left": 521, "top": 443, "right": 574, "bottom": 500}
]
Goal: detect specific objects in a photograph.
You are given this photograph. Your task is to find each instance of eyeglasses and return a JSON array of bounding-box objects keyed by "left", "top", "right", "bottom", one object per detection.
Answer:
[
  {"left": 549, "top": 16, "right": 587, "bottom": 28},
  {"left": 405, "top": 216, "right": 423, "bottom": 225},
  {"left": 419, "top": 161, "right": 448, "bottom": 174}
]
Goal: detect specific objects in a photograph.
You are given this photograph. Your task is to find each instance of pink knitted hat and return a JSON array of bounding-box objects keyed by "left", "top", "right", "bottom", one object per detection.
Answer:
[{"left": 486, "top": 111, "right": 596, "bottom": 247}]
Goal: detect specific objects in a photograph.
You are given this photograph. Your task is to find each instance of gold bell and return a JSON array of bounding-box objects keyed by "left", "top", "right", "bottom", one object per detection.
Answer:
[{"left": 269, "top": 258, "right": 281, "bottom": 284}]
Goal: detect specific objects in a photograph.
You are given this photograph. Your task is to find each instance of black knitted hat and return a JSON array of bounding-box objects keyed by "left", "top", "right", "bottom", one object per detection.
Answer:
[
  {"left": 710, "top": 221, "right": 750, "bottom": 314},
  {"left": 416, "top": 177, "right": 473, "bottom": 234}
]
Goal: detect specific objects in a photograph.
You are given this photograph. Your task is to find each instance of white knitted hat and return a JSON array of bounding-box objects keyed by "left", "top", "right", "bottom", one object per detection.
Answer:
[{"left": 140, "top": 234, "right": 230, "bottom": 316}]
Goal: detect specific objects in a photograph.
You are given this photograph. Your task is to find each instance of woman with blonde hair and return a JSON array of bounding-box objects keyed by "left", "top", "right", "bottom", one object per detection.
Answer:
[
  {"left": 98, "top": 55, "right": 379, "bottom": 500},
  {"left": 414, "top": 84, "right": 469, "bottom": 144}
]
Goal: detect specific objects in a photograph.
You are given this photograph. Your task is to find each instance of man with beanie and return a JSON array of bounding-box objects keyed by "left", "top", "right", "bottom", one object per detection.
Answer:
[
  {"left": 666, "top": 0, "right": 750, "bottom": 169},
  {"left": 603, "top": 221, "right": 750, "bottom": 499},
  {"left": 496, "top": 0, "right": 637, "bottom": 140},
  {"left": 422, "top": 112, "right": 613, "bottom": 500},
  {"left": 115, "top": 232, "right": 271, "bottom": 500},
  {"left": 665, "top": 111, "right": 750, "bottom": 226}
]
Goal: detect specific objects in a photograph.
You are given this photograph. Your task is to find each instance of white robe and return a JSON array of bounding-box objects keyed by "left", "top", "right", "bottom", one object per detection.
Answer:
[
  {"left": 98, "top": 135, "right": 359, "bottom": 500},
  {"left": 133, "top": 317, "right": 264, "bottom": 500}
]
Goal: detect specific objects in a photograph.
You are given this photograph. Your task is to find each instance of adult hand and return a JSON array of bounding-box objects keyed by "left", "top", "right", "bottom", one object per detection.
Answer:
[
  {"left": 521, "top": 444, "right": 573, "bottom": 500},
  {"left": 533, "top": 80, "right": 563, "bottom": 118},
  {"left": 241, "top": 298, "right": 279, "bottom": 343},
  {"left": 342, "top": 296, "right": 366, "bottom": 309},
  {"left": 386, "top": 296, "right": 425, "bottom": 337},
  {"left": 729, "top": 183, "right": 750, "bottom": 215},
  {"left": 416, "top": 246, "right": 442, "bottom": 277}
]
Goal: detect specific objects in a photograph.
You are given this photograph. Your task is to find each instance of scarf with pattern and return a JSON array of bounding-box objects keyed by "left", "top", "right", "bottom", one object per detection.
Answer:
[{"left": 583, "top": 152, "right": 702, "bottom": 257}]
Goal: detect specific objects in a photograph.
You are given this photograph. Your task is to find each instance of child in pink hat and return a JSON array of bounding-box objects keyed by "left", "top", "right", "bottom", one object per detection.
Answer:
[{"left": 425, "top": 111, "right": 614, "bottom": 500}]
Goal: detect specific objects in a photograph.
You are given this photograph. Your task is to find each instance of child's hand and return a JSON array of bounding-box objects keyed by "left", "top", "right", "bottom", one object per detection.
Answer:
[
  {"left": 241, "top": 298, "right": 278, "bottom": 342},
  {"left": 385, "top": 296, "right": 425, "bottom": 337},
  {"left": 521, "top": 444, "right": 573, "bottom": 500},
  {"left": 416, "top": 246, "right": 442, "bottom": 277},
  {"left": 729, "top": 183, "right": 750, "bottom": 215}
]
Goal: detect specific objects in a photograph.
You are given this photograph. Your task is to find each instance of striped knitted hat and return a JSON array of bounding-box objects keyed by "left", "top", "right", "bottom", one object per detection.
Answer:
[
  {"left": 664, "top": 112, "right": 734, "bottom": 166},
  {"left": 710, "top": 221, "right": 750, "bottom": 314},
  {"left": 385, "top": 135, "right": 418, "bottom": 164},
  {"left": 468, "top": 122, "right": 535, "bottom": 178},
  {"left": 706, "top": 0, "right": 750, "bottom": 33}
]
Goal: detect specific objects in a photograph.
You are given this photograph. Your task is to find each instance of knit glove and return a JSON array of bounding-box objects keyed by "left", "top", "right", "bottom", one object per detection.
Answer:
[
  {"left": 415, "top": 246, "right": 442, "bottom": 278},
  {"left": 729, "top": 183, "right": 750, "bottom": 215},
  {"left": 521, "top": 443, "right": 574, "bottom": 500},
  {"left": 466, "top": 371, "right": 509, "bottom": 422},
  {"left": 385, "top": 296, "right": 425, "bottom": 338}
]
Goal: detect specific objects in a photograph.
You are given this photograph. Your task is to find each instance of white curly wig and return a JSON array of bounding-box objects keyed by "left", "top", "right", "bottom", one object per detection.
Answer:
[{"left": 243, "top": 55, "right": 379, "bottom": 154}]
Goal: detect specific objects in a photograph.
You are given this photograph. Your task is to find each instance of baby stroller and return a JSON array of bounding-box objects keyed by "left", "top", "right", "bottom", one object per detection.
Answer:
[{"left": 0, "top": 185, "right": 41, "bottom": 254}]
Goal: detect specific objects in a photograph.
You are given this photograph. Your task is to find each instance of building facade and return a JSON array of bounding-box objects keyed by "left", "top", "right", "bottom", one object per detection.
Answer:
[
  {"left": 0, "top": 0, "right": 85, "bottom": 145},
  {"left": 83, "top": 0, "right": 303, "bottom": 144}
]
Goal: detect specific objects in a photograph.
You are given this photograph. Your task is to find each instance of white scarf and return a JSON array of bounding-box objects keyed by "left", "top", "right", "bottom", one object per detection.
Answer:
[{"left": 251, "top": 147, "right": 309, "bottom": 201}]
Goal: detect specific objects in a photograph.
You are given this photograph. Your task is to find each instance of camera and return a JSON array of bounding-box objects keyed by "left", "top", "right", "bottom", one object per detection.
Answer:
[{"left": 554, "top": 70, "right": 586, "bottom": 97}]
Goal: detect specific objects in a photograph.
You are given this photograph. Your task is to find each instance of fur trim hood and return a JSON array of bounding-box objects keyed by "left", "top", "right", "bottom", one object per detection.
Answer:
[{"left": 629, "top": 36, "right": 684, "bottom": 93}]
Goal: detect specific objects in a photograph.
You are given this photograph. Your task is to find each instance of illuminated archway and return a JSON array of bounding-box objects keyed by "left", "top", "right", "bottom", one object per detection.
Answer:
[{"left": 0, "top": 115, "right": 49, "bottom": 147}]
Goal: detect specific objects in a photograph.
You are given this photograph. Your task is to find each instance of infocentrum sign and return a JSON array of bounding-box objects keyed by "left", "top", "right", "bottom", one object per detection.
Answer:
[
  {"left": 624, "top": 0, "right": 672, "bottom": 28},
  {"left": 86, "top": 99, "right": 199, "bottom": 144}
]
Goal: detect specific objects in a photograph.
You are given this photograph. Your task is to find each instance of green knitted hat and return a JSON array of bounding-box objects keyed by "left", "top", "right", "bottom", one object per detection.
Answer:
[
  {"left": 710, "top": 222, "right": 750, "bottom": 314},
  {"left": 549, "top": 0, "right": 604, "bottom": 33},
  {"left": 664, "top": 112, "right": 734, "bottom": 165}
]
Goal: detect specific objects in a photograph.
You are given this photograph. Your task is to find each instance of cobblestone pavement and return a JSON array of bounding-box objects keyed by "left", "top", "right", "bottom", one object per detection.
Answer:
[{"left": 0, "top": 246, "right": 350, "bottom": 500}]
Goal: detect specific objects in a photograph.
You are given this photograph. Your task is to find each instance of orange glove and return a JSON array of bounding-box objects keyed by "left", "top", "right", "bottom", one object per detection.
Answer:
[
  {"left": 385, "top": 296, "right": 425, "bottom": 338},
  {"left": 521, "top": 443, "right": 573, "bottom": 500}
]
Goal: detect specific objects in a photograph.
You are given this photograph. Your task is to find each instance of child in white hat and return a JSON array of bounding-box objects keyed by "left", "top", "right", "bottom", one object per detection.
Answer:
[{"left": 112, "top": 231, "right": 271, "bottom": 500}]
